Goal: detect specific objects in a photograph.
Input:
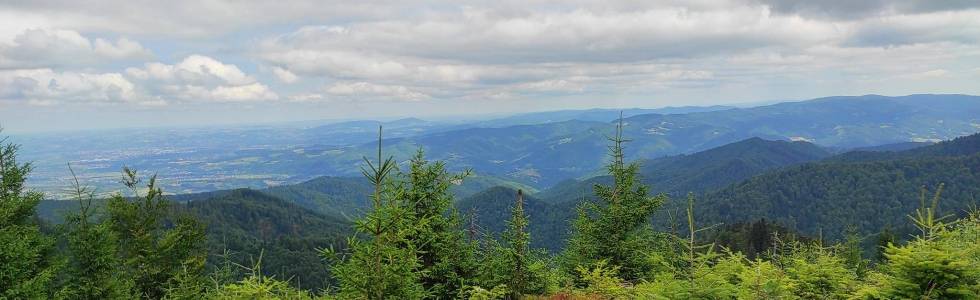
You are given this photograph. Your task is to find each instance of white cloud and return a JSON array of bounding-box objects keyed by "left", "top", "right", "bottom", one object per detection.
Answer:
[
  {"left": 325, "top": 81, "right": 429, "bottom": 101},
  {"left": 2, "top": 1, "right": 980, "bottom": 119},
  {"left": 0, "top": 1, "right": 411, "bottom": 38},
  {"left": 125, "top": 55, "right": 277, "bottom": 103},
  {"left": 0, "top": 68, "right": 148, "bottom": 105},
  {"left": 255, "top": 3, "right": 980, "bottom": 104},
  {"left": 210, "top": 83, "right": 278, "bottom": 102},
  {"left": 517, "top": 78, "right": 588, "bottom": 93},
  {"left": 271, "top": 67, "right": 299, "bottom": 83},
  {"left": 0, "top": 28, "right": 152, "bottom": 69},
  {"left": 127, "top": 55, "right": 253, "bottom": 85},
  {"left": 920, "top": 69, "right": 949, "bottom": 78},
  {"left": 844, "top": 10, "right": 980, "bottom": 46}
]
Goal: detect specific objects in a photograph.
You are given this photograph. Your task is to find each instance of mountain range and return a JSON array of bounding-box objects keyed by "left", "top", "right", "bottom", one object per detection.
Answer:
[
  {"left": 33, "top": 131, "right": 980, "bottom": 280},
  {"left": 18, "top": 94, "right": 980, "bottom": 197}
]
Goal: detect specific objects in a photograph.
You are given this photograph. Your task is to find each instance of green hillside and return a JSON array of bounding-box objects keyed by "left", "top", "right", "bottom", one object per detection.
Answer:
[
  {"left": 185, "top": 189, "right": 351, "bottom": 291},
  {"left": 536, "top": 137, "right": 831, "bottom": 202},
  {"left": 698, "top": 153, "right": 980, "bottom": 241}
]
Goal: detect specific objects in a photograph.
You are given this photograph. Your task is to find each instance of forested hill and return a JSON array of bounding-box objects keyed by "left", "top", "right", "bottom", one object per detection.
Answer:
[
  {"left": 257, "top": 173, "right": 537, "bottom": 219},
  {"left": 697, "top": 133, "right": 980, "bottom": 241},
  {"left": 536, "top": 137, "right": 832, "bottom": 202},
  {"left": 461, "top": 132, "right": 980, "bottom": 251},
  {"left": 828, "top": 133, "right": 980, "bottom": 163},
  {"left": 456, "top": 186, "right": 576, "bottom": 250},
  {"left": 185, "top": 189, "right": 350, "bottom": 291},
  {"left": 37, "top": 189, "right": 352, "bottom": 291}
]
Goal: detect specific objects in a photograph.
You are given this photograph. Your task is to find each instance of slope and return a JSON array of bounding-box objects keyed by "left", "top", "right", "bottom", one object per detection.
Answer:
[
  {"left": 697, "top": 133, "right": 980, "bottom": 241},
  {"left": 185, "top": 189, "right": 351, "bottom": 291},
  {"left": 536, "top": 137, "right": 832, "bottom": 202}
]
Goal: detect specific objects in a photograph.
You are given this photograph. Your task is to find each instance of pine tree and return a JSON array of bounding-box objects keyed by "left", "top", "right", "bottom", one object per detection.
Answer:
[
  {"left": 56, "top": 165, "right": 133, "bottom": 299},
  {"left": 327, "top": 126, "right": 426, "bottom": 299},
  {"left": 504, "top": 190, "right": 530, "bottom": 298},
  {"left": 853, "top": 185, "right": 980, "bottom": 299},
  {"left": 0, "top": 134, "right": 58, "bottom": 299},
  {"left": 635, "top": 194, "right": 737, "bottom": 299},
  {"left": 562, "top": 115, "right": 667, "bottom": 282},
  {"left": 747, "top": 218, "right": 772, "bottom": 259},
  {"left": 400, "top": 150, "right": 477, "bottom": 299},
  {"left": 106, "top": 168, "right": 208, "bottom": 299},
  {"left": 472, "top": 189, "right": 554, "bottom": 298},
  {"left": 840, "top": 226, "right": 868, "bottom": 277}
]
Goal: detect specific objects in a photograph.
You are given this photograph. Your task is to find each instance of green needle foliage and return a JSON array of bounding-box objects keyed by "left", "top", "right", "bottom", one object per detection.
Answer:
[
  {"left": 55, "top": 165, "right": 132, "bottom": 300},
  {"left": 207, "top": 254, "right": 316, "bottom": 300},
  {"left": 472, "top": 189, "right": 554, "bottom": 299},
  {"left": 853, "top": 186, "right": 980, "bottom": 299},
  {"left": 106, "top": 167, "right": 208, "bottom": 299},
  {"left": 6, "top": 125, "right": 980, "bottom": 299},
  {"left": 504, "top": 190, "right": 531, "bottom": 298},
  {"left": 401, "top": 150, "right": 477, "bottom": 299},
  {"left": 562, "top": 116, "right": 668, "bottom": 282},
  {"left": 0, "top": 134, "right": 58, "bottom": 299},
  {"left": 327, "top": 126, "right": 426, "bottom": 299}
]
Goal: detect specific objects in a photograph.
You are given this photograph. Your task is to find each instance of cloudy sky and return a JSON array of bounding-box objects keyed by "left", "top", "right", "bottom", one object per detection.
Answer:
[{"left": 1, "top": 0, "right": 979, "bottom": 132}]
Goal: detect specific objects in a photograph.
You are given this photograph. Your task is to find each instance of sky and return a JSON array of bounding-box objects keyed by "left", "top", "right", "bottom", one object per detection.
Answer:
[{"left": 1, "top": 0, "right": 979, "bottom": 133}]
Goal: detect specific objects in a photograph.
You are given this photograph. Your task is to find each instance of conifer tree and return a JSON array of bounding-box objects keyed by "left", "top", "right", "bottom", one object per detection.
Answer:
[
  {"left": 563, "top": 116, "right": 667, "bottom": 282},
  {"left": 56, "top": 165, "right": 133, "bottom": 299},
  {"left": 0, "top": 134, "right": 58, "bottom": 299},
  {"left": 874, "top": 226, "right": 895, "bottom": 263},
  {"left": 207, "top": 253, "right": 315, "bottom": 299},
  {"left": 840, "top": 226, "right": 869, "bottom": 277},
  {"left": 473, "top": 189, "right": 553, "bottom": 298},
  {"left": 400, "top": 150, "right": 477, "bottom": 299},
  {"left": 327, "top": 126, "right": 425, "bottom": 299},
  {"left": 854, "top": 185, "right": 980, "bottom": 299},
  {"left": 106, "top": 167, "right": 207, "bottom": 299},
  {"left": 504, "top": 189, "right": 530, "bottom": 298}
]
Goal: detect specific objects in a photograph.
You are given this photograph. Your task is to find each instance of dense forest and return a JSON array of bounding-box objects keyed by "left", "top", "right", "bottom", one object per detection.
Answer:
[{"left": 3, "top": 124, "right": 980, "bottom": 299}]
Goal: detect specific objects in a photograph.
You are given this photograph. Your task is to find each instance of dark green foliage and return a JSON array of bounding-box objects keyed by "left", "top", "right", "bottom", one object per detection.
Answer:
[
  {"left": 874, "top": 226, "right": 896, "bottom": 263},
  {"left": 562, "top": 119, "right": 668, "bottom": 282},
  {"left": 699, "top": 153, "right": 980, "bottom": 242},
  {"left": 538, "top": 138, "right": 830, "bottom": 203},
  {"left": 457, "top": 186, "right": 573, "bottom": 251},
  {"left": 472, "top": 189, "right": 554, "bottom": 298},
  {"left": 263, "top": 176, "right": 373, "bottom": 219},
  {"left": 537, "top": 137, "right": 830, "bottom": 202},
  {"left": 830, "top": 132, "right": 980, "bottom": 163},
  {"left": 853, "top": 192, "right": 980, "bottom": 299},
  {"left": 9, "top": 119, "right": 980, "bottom": 299},
  {"left": 185, "top": 188, "right": 350, "bottom": 291},
  {"left": 400, "top": 150, "right": 478, "bottom": 299},
  {"left": 56, "top": 168, "right": 132, "bottom": 299},
  {"left": 106, "top": 168, "right": 208, "bottom": 299},
  {"left": 706, "top": 219, "right": 811, "bottom": 260},
  {"left": 35, "top": 188, "right": 350, "bottom": 293},
  {"left": 0, "top": 136, "right": 58, "bottom": 299},
  {"left": 503, "top": 190, "right": 531, "bottom": 298},
  {"left": 328, "top": 128, "right": 427, "bottom": 299},
  {"left": 260, "top": 174, "right": 533, "bottom": 220}
]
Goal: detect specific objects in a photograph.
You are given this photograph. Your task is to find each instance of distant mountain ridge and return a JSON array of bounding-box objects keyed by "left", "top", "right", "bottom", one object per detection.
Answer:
[
  {"left": 340, "top": 94, "right": 980, "bottom": 188},
  {"left": 34, "top": 132, "right": 980, "bottom": 255},
  {"left": 536, "top": 137, "right": 832, "bottom": 202},
  {"left": 22, "top": 94, "right": 980, "bottom": 198},
  {"left": 697, "top": 133, "right": 980, "bottom": 241},
  {"left": 459, "top": 132, "right": 980, "bottom": 251}
]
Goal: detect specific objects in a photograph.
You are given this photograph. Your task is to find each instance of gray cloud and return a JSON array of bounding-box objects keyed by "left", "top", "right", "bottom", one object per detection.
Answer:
[
  {"left": 754, "top": 0, "right": 980, "bottom": 20},
  {"left": 0, "top": 28, "right": 152, "bottom": 69},
  {"left": 0, "top": 0, "right": 979, "bottom": 129}
]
